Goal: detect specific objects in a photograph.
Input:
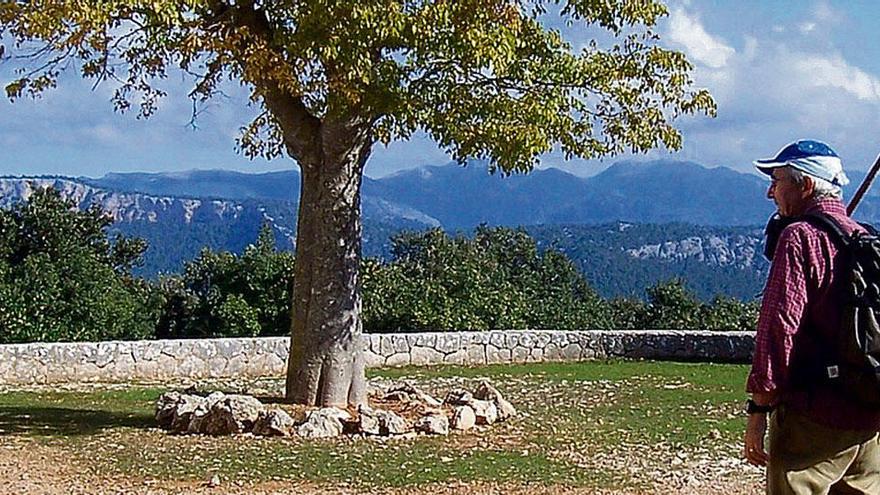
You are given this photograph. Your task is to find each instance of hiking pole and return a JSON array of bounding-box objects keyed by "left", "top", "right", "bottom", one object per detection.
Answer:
[{"left": 848, "top": 153, "right": 880, "bottom": 216}]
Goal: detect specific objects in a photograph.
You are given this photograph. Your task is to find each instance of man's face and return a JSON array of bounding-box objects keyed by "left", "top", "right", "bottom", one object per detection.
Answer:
[{"left": 767, "top": 168, "right": 811, "bottom": 217}]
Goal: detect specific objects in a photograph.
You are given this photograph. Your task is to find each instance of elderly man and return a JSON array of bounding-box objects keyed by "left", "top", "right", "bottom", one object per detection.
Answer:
[{"left": 744, "top": 139, "right": 880, "bottom": 494}]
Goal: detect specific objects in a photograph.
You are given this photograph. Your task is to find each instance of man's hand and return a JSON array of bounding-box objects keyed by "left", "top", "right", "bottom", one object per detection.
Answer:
[{"left": 743, "top": 412, "right": 769, "bottom": 467}]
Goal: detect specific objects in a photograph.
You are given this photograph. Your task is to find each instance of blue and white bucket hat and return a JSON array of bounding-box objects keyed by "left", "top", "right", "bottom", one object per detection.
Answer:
[{"left": 754, "top": 139, "right": 850, "bottom": 186}]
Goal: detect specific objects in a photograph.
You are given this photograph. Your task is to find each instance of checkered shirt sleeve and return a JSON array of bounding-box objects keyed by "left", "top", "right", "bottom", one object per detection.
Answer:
[{"left": 746, "top": 226, "right": 810, "bottom": 394}]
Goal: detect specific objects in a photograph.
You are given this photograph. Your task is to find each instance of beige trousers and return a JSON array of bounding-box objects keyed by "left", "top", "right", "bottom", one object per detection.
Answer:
[{"left": 767, "top": 407, "right": 880, "bottom": 494}]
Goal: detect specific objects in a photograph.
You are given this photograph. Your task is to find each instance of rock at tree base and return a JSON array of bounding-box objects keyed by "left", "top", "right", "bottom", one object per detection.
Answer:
[
  {"left": 473, "top": 380, "right": 503, "bottom": 402},
  {"left": 451, "top": 405, "right": 476, "bottom": 431},
  {"left": 357, "top": 405, "right": 382, "bottom": 435},
  {"left": 295, "top": 407, "right": 352, "bottom": 439},
  {"left": 155, "top": 382, "right": 516, "bottom": 439},
  {"left": 415, "top": 413, "right": 449, "bottom": 435},
  {"left": 187, "top": 391, "right": 226, "bottom": 434},
  {"left": 167, "top": 393, "right": 207, "bottom": 433},
  {"left": 472, "top": 380, "right": 517, "bottom": 421},
  {"left": 155, "top": 391, "right": 184, "bottom": 428},
  {"left": 253, "top": 409, "right": 296, "bottom": 437},
  {"left": 470, "top": 399, "right": 498, "bottom": 425},
  {"left": 443, "top": 388, "right": 473, "bottom": 406},
  {"left": 205, "top": 394, "right": 266, "bottom": 435},
  {"left": 384, "top": 381, "right": 442, "bottom": 407},
  {"left": 380, "top": 409, "right": 410, "bottom": 435},
  {"left": 495, "top": 397, "right": 517, "bottom": 421}
]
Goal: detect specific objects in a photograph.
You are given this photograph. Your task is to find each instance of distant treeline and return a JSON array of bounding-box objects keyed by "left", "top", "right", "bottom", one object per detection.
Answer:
[{"left": 0, "top": 188, "right": 758, "bottom": 344}]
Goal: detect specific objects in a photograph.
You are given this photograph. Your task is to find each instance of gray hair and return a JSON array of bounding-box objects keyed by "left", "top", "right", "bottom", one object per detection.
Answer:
[{"left": 780, "top": 165, "right": 843, "bottom": 200}]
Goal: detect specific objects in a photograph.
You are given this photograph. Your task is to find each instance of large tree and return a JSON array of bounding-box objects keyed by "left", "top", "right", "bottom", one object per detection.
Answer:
[{"left": 1, "top": 0, "right": 714, "bottom": 406}]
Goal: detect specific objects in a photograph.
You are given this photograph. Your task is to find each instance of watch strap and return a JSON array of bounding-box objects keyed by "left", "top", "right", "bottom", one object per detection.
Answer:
[{"left": 746, "top": 399, "right": 774, "bottom": 414}]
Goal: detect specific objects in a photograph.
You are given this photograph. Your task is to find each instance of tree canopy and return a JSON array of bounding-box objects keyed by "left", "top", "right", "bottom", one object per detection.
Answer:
[{"left": 2, "top": 0, "right": 714, "bottom": 171}]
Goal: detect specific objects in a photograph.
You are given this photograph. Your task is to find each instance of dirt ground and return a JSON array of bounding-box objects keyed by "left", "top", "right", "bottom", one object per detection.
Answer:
[{"left": 0, "top": 435, "right": 763, "bottom": 495}]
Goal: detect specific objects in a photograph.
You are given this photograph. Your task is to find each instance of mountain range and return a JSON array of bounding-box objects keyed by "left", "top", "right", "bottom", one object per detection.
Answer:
[{"left": 4, "top": 159, "right": 878, "bottom": 299}]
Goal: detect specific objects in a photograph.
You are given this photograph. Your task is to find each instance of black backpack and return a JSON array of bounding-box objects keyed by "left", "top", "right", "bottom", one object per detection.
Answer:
[{"left": 797, "top": 213, "right": 880, "bottom": 407}]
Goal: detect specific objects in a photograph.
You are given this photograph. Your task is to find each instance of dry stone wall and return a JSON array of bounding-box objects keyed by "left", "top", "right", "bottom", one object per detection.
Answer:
[{"left": 0, "top": 330, "right": 754, "bottom": 385}]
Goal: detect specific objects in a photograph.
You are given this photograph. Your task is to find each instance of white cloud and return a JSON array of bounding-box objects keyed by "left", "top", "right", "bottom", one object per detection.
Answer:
[
  {"left": 794, "top": 54, "right": 880, "bottom": 101},
  {"left": 667, "top": 8, "right": 736, "bottom": 69},
  {"left": 813, "top": 0, "right": 843, "bottom": 23},
  {"left": 799, "top": 22, "right": 816, "bottom": 34},
  {"left": 653, "top": 4, "right": 880, "bottom": 175},
  {"left": 743, "top": 36, "right": 758, "bottom": 62}
]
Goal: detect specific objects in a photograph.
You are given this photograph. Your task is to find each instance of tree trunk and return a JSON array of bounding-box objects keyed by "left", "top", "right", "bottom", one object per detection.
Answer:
[{"left": 284, "top": 123, "right": 371, "bottom": 407}]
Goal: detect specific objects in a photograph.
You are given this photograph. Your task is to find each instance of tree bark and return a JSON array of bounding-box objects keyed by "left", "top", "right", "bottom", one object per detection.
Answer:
[{"left": 284, "top": 119, "right": 371, "bottom": 407}]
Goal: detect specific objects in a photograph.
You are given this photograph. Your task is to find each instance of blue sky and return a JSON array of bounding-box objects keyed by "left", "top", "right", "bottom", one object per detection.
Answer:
[{"left": 2, "top": 0, "right": 879, "bottom": 179}]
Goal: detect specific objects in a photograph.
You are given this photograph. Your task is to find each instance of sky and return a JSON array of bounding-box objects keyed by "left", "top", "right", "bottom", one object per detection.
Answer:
[{"left": 2, "top": 0, "right": 880, "bottom": 179}]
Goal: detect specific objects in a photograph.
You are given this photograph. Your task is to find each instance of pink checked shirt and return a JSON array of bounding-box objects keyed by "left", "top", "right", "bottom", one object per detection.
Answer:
[{"left": 747, "top": 198, "right": 880, "bottom": 430}]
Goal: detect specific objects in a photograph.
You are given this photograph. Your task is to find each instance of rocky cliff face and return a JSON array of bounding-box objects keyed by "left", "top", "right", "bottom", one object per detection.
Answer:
[
  {"left": 0, "top": 177, "right": 248, "bottom": 224},
  {"left": 625, "top": 232, "right": 764, "bottom": 269}
]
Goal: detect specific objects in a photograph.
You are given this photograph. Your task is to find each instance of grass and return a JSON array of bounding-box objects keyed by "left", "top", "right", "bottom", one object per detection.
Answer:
[{"left": 0, "top": 360, "right": 750, "bottom": 491}]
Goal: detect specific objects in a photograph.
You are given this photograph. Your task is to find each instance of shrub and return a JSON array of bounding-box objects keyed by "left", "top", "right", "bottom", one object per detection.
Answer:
[
  {"left": 0, "top": 187, "right": 157, "bottom": 342},
  {"left": 362, "top": 226, "right": 611, "bottom": 332},
  {"left": 155, "top": 224, "right": 295, "bottom": 338}
]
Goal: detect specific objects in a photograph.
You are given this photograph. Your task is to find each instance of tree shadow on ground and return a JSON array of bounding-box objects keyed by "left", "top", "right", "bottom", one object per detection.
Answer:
[{"left": 0, "top": 406, "right": 154, "bottom": 437}]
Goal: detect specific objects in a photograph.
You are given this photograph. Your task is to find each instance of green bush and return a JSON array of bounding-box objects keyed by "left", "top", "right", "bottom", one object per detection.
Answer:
[
  {"left": 155, "top": 224, "right": 295, "bottom": 339},
  {"left": 362, "top": 226, "right": 612, "bottom": 332},
  {"left": 0, "top": 188, "right": 158, "bottom": 343}
]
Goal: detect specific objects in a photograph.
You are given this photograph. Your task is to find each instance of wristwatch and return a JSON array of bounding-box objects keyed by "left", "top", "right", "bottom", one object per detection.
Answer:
[{"left": 746, "top": 399, "right": 774, "bottom": 414}]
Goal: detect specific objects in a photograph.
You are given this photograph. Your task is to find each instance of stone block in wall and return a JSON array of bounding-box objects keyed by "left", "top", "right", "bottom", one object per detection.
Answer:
[
  {"left": 535, "top": 331, "right": 552, "bottom": 348},
  {"left": 134, "top": 359, "right": 162, "bottom": 381},
  {"left": 511, "top": 346, "right": 529, "bottom": 362},
  {"left": 462, "top": 332, "right": 488, "bottom": 345},
  {"left": 550, "top": 332, "right": 568, "bottom": 348},
  {"left": 363, "top": 350, "right": 384, "bottom": 369},
  {"left": 249, "top": 353, "right": 286, "bottom": 377},
  {"left": 224, "top": 354, "right": 249, "bottom": 377},
  {"left": 385, "top": 352, "right": 409, "bottom": 367},
  {"left": 517, "top": 332, "right": 536, "bottom": 349},
  {"left": 486, "top": 347, "right": 511, "bottom": 364},
  {"left": 561, "top": 344, "right": 581, "bottom": 361},
  {"left": 367, "top": 334, "right": 382, "bottom": 355},
  {"left": 603, "top": 334, "right": 624, "bottom": 356},
  {"left": 272, "top": 338, "right": 290, "bottom": 360},
  {"left": 216, "top": 339, "right": 244, "bottom": 359},
  {"left": 93, "top": 342, "right": 119, "bottom": 368},
  {"left": 107, "top": 350, "right": 136, "bottom": 382},
  {"left": 206, "top": 358, "right": 228, "bottom": 379},
  {"left": 443, "top": 348, "right": 468, "bottom": 365},
  {"left": 406, "top": 333, "right": 437, "bottom": 349},
  {"left": 0, "top": 349, "right": 14, "bottom": 381},
  {"left": 488, "top": 332, "right": 506, "bottom": 349},
  {"left": 379, "top": 335, "right": 394, "bottom": 356},
  {"left": 436, "top": 333, "right": 461, "bottom": 354},
  {"left": 75, "top": 362, "right": 103, "bottom": 382},
  {"left": 529, "top": 347, "right": 543, "bottom": 362},
  {"left": 130, "top": 341, "right": 160, "bottom": 363},
  {"left": 580, "top": 346, "right": 597, "bottom": 360},
  {"left": 191, "top": 340, "right": 218, "bottom": 361},
  {"left": 411, "top": 346, "right": 444, "bottom": 366},
  {"left": 178, "top": 356, "right": 207, "bottom": 380},
  {"left": 391, "top": 335, "right": 410, "bottom": 354},
  {"left": 504, "top": 333, "right": 520, "bottom": 350},
  {"left": 543, "top": 343, "right": 562, "bottom": 361}
]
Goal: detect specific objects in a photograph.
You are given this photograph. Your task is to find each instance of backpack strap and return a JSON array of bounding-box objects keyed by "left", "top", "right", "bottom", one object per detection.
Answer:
[
  {"left": 859, "top": 222, "right": 879, "bottom": 236},
  {"left": 801, "top": 212, "right": 852, "bottom": 249}
]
